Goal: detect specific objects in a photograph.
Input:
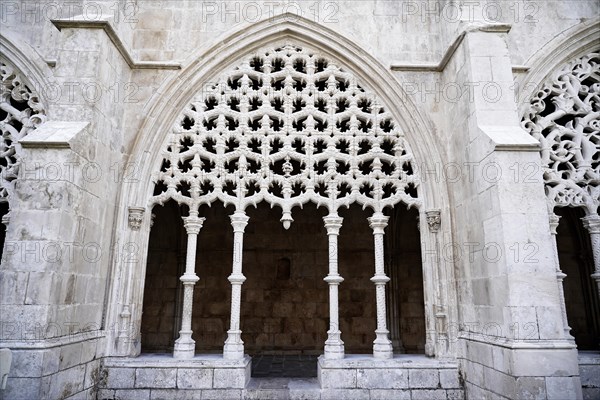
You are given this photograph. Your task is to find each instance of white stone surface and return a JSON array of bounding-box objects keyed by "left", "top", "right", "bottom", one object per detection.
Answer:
[{"left": 1, "top": 2, "right": 598, "bottom": 400}]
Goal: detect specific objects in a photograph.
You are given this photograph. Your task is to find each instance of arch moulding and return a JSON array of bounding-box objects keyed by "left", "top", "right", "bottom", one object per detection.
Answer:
[{"left": 516, "top": 17, "right": 600, "bottom": 114}]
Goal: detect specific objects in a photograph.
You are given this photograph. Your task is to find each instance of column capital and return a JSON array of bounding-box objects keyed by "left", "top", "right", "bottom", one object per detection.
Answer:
[
  {"left": 182, "top": 215, "right": 205, "bottom": 235},
  {"left": 128, "top": 206, "right": 145, "bottom": 230},
  {"left": 230, "top": 212, "right": 249, "bottom": 233},
  {"left": 368, "top": 212, "right": 389, "bottom": 234},
  {"left": 581, "top": 214, "right": 600, "bottom": 234},
  {"left": 425, "top": 209, "right": 441, "bottom": 233},
  {"left": 549, "top": 213, "right": 561, "bottom": 235},
  {"left": 323, "top": 214, "right": 343, "bottom": 235},
  {"left": 2, "top": 212, "right": 9, "bottom": 230}
]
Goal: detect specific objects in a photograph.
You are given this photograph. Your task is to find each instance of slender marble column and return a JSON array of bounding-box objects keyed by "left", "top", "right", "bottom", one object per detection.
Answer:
[
  {"left": 173, "top": 215, "right": 205, "bottom": 359},
  {"left": 581, "top": 214, "right": 600, "bottom": 296},
  {"left": 323, "top": 214, "right": 345, "bottom": 359},
  {"left": 368, "top": 212, "right": 393, "bottom": 359},
  {"left": 223, "top": 212, "right": 250, "bottom": 360},
  {"left": 549, "top": 213, "right": 573, "bottom": 340}
]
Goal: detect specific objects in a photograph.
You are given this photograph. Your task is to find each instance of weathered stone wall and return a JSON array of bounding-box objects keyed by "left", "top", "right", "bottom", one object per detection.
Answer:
[
  {"left": 1, "top": 1, "right": 599, "bottom": 399},
  {"left": 141, "top": 202, "right": 425, "bottom": 355}
]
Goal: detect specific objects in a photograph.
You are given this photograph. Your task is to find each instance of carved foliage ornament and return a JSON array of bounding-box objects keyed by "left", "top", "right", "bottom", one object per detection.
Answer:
[
  {"left": 150, "top": 44, "right": 420, "bottom": 228},
  {"left": 128, "top": 206, "right": 145, "bottom": 230},
  {"left": 0, "top": 60, "right": 46, "bottom": 203},
  {"left": 521, "top": 52, "right": 600, "bottom": 214}
]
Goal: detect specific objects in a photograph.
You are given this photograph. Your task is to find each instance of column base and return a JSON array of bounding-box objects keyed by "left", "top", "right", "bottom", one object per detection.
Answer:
[
  {"left": 174, "top": 331, "right": 195, "bottom": 359},
  {"left": 373, "top": 329, "right": 393, "bottom": 359},
  {"left": 223, "top": 330, "right": 244, "bottom": 360},
  {"left": 324, "top": 330, "right": 345, "bottom": 359}
]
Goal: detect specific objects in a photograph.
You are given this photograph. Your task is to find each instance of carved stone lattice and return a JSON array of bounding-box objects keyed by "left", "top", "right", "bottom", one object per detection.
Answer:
[
  {"left": 150, "top": 44, "right": 420, "bottom": 227},
  {"left": 0, "top": 60, "right": 46, "bottom": 203},
  {"left": 521, "top": 52, "right": 600, "bottom": 214}
]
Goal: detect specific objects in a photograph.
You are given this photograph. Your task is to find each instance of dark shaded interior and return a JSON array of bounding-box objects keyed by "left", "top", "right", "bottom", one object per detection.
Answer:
[
  {"left": 556, "top": 207, "right": 600, "bottom": 350},
  {"left": 141, "top": 201, "right": 425, "bottom": 356}
]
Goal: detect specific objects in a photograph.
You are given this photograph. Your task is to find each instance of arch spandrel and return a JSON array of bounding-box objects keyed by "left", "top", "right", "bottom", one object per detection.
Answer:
[{"left": 149, "top": 43, "right": 421, "bottom": 227}]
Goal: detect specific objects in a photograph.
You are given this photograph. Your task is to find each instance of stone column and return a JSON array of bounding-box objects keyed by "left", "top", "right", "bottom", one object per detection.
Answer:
[
  {"left": 549, "top": 213, "right": 573, "bottom": 339},
  {"left": 173, "top": 215, "right": 205, "bottom": 359},
  {"left": 323, "top": 214, "right": 345, "bottom": 359},
  {"left": 426, "top": 209, "right": 448, "bottom": 356},
  {"left": 223, "top": 212, "right": 249, "bottom": 360},
  {"left": 581, "top": 214, "right": 600, "bottom": 296},
  {"left": 368, "top": 212, "right": 393, "bottom": 359}
]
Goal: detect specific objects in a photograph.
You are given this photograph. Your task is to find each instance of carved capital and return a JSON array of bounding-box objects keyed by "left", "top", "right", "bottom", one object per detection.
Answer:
[
  {"left": 128, "top": 207, "right": 145, "bottom": 230},
  {"left": 230, "top": 212, "right": 249, "bottom": 233},
  {"left": 581, "top": 214, "right": 600, "bottom": 235},
  {"left": 549, "top": 213, "right": 561, "bottom": 235},
  {"left": 368, "top": 212, "right": 389, "bottom": 235},
  {"left": 425, "top": 209, "right": 441, "bottom": 233},
  {"left": 1, "top": 212, "right": 9, "bottom": 230},
  {"left": 182, "top": 215, "right": 205, "bottom": 235},
  {"left": 323, "top": 215, "right": 343, "bottom": 235}
]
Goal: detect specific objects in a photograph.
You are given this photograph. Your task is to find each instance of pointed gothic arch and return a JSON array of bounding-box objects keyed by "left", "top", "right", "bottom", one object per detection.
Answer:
[
  {"left": 520, "top": 23, "right": 600, "bottom": 349},
  {"left": 105, "top": 14, "right": 456, "bottom": 360}
]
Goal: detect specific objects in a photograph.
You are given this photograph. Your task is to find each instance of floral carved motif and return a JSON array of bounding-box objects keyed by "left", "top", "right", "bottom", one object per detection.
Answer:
[
  {"left": 522, "top": 52, "right": 600, "bottom": 214},
  {"left": 0, "top": 60, "right": 46, "bottom": 203},
  {"left": 150, "top": 44, "right": 421, "bottom": 227}
]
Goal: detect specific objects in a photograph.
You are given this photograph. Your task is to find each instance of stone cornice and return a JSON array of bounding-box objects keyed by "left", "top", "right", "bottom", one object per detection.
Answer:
[
  {"left": 51, "top": 17, "right": 181, "bottom": 70},
  {"left": 390, "top": 22, "right": 524, "bottom": 73}
]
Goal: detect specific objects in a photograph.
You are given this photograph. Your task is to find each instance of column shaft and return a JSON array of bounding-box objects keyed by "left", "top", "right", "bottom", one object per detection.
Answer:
[
  {"left": 323, "top": 215, "right": 344, "bottom": 359},
  {"left": 223, "top": 212, "right": 249, "bottom": 360},
  {"left": 173, "top": 215, "right": 205, "bottom": 359},
  {"left": 369, "top": 212, "right": 393, "bottom": 359},
  {"left": 582, "top": 214, "right": 600, "bottom": 296},
  {"left": 549, "top": 214, "right": 573, "bottom": 339}
]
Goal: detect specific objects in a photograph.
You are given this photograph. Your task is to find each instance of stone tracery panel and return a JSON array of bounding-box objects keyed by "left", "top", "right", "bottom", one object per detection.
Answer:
[
  {"left": 0, "top": 60, "right": 46, "bottom": 203},
  {"left": 150, "top": 44, "right": 420, "bottom": 226},
  {"left": 522, "top": 51, "right": 600, "bottom": 214}
]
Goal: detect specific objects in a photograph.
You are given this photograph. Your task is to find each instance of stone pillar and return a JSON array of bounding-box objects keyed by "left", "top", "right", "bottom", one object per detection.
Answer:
[
  {"left": 581, "top": 214, "right": 600, "bottom": 296},
  {"left": 368, "top": 212, "right": 393, "bottom": 359},
  {"left": 323, "top": 214, "right": 345, "bottom": 359},
  {"left": 223, "top": 212, "right": 249, "bottom": 360},
  {"left": 173, "top": 214, "right": 205, "bottom": 359},
  {"left": 549, "top": 213, "right": 573, "bottom": 339},
  {"left": 426, "top": 209, "right": 448, "bottom": 356}
]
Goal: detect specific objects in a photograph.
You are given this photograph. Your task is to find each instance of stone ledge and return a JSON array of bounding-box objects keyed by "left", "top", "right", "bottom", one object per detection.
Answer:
[
  {"left": 103, "top": 353, "right": 251, "bottom": 368},
  {"left": 102, "top": 354, "right": 252, "bottom": 390},
  {"left": 318, "top": 355, "right": 460, "bottom": 391},
  {"left": 318, "top": 354, "right": 458, "bottom": 369}
]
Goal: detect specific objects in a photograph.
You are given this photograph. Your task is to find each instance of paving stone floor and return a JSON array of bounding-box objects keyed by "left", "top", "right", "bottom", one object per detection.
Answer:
[{"left": 251, "top": 354, "right": 319, "bottom": 378}]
